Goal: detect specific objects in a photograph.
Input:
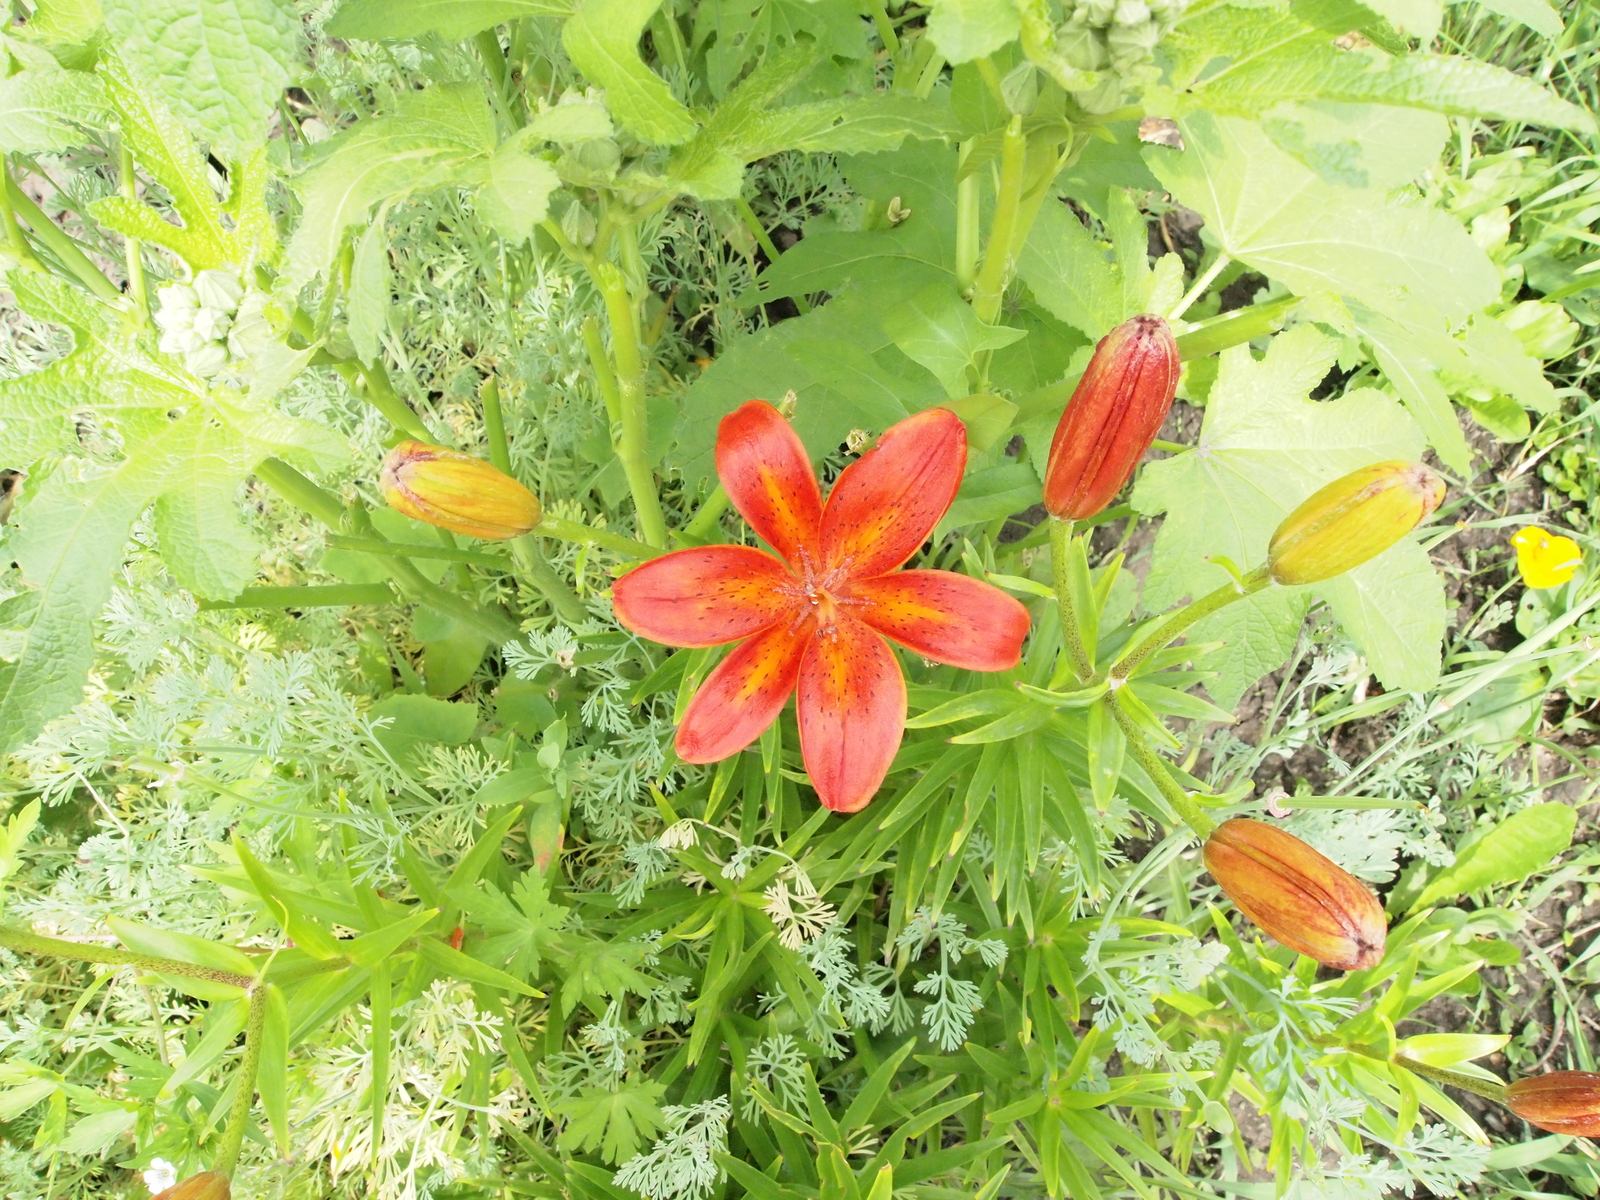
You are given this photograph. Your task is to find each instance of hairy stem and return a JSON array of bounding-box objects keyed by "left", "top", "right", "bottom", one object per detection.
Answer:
[
  {"left": 681, "top": 485, "right": 732, "bottom": 542},
  {"left": 1106, "top": 697, "right": 1217, "bottom": 839},
  {"left": 1048, "top": 517, "right": 1095, "bottom": 683},
  {"left": 213, "top": 983, "right": 270, "bottom": 1175},
  {"left": 1112, "top": 566, "right": 1272, "bottom": 680},
  {"left": 1392, "top": 1056, "right": 1508, "bottom": 1104},
  {"left": 326, "top": 535, "right": 508, "bottom": 568},
  {"left": 970, "top": 115, "right": 1026, "bottom": 326},
  {"left": 0, "top": 925, "right": 254, "bottom": 989},
  {"left": 0, "top": 161, "right": 42, "bottom": 270},
  {"left": 593, "top": 258, "right": 668, "bottom": 548}
]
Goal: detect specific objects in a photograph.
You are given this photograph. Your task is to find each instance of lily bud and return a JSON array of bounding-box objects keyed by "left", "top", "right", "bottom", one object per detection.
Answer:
[
  {"left": 1203, "top": 817, "right": 1386, "bottom": 971},
  {"left": 1506, "top": 1072, "right": 1600, "bottom": 1136},
  {"left": 154, "top": 1173, "right": 231, "bottom": 1200},
  {"left": 379, "top": 440, "right": 540, "bottom": 540},
  {"left": 1267, "top": 462, "right": 1444, "bottom": 585},
  {"left": 1043, "top": 313, "right": 1179, "bottom": 520}
]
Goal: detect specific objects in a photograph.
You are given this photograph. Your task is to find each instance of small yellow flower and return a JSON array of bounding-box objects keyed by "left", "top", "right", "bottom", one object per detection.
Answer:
[{"left": 1512, "top": 526, "right": 1583, "bottom": 589}]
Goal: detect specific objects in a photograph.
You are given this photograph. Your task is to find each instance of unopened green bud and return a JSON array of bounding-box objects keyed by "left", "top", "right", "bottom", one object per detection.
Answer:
[{"left": 1267, "top": 462, "right": 1445, "bottom": 585}]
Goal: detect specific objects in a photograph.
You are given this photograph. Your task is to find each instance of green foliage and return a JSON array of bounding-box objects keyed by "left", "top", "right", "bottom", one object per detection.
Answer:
[{"left": 0, "top": 0, "right": 1595, "bottom": 1197}]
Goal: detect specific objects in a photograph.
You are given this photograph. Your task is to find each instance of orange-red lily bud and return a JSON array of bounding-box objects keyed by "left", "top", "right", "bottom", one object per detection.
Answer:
[
  {"left": 1203, "top": 817, "right": 1386, "bottom": 971},
  {"left": 1506, "top": 1072, "right": 1600, "bottom": 1136},
  {"left": 154, "top": 1173, "right": 231, "bottom": 1200},
  {"left": 379, "top": 440, "right": 541, "bottom": 540},
  {"left": 1043, "top": 313, "right": 1179, "bottom": 520},
  {"left": 1267, "top": 461, "right": 1444, "bottom": 585}
]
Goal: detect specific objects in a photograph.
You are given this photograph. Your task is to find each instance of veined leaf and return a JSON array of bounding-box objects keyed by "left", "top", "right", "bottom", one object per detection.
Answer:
[
  {"left": 555, "top": 1081, "right": 668, "bottom": 1163},
  {"left": 562, "top": 0, "right": 697, "bottom": 146},
  {"left": 328, "top": 0, "right": 575, "bottom": 39},
  {"left": 1410, "top": 803, "right": 1576, "bottom": 912},
  {"left": 0, "top": 67, "right": 109, "bottom": 153}
]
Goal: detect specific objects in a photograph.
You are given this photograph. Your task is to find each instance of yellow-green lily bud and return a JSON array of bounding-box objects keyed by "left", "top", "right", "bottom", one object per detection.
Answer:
[
  {"left": 1267, "top": 461, "right": 1444, "bottom": 586},
  {"left": 379, "top": 440, "right": 541, "bottom": 541}
]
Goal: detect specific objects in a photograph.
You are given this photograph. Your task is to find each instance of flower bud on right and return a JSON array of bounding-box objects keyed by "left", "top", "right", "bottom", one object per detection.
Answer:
[
  {"left": 154, "top": 1173, "right": 231, "bottom": 1200},
  {"left": 380, "top": 440, "right": 541, "bottom": 541},
  {"left": 1267, "top": 462, "right": 1445, "bottom": 585},
  {"left": 1043, "top": 314, "right": 1179, "bottom": 520},
  {"left": 1203, "top": 817, "right": 1386, "bottom": 971},
  {"left": 1506, "top": 1072, "right": 1600, "bottom": 1136}
]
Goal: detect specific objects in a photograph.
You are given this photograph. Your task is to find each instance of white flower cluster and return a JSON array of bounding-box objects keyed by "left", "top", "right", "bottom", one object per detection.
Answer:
[{"left": 154, "top": 269, "right": 268, "bottom": 379}]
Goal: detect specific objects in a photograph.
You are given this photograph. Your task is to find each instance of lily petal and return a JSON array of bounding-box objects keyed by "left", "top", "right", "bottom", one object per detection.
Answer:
[
  {"left": 820, "top": 407, "right": 966, "bottom": 581},
  {"left": 677, "top": 615, "right": 813, "bottom": 762},
  {"left": 797, "top": 617, "right": 906, "bottom": 812},
  {"left": 844, "top": 570, "right": 1030, "bottom": 671},
  {"left": 717, "top": 400, "right": 823, "bottom": 568},
  {"left": 612, "top": 546, "right": 801, "bottom": 647}
]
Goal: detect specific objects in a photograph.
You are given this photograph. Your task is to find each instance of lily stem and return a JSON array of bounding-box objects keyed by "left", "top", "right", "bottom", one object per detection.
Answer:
[
  {"left": 1106, "top": 695, "right": 1217, "bottom": 840},
  {"left": 0, "top": 159, "right": 43, "bottom": 270},
  {"left": 512, "top": 536, "right": 591, "bottom": 626},
  {"left": 4, "top": 169, "right": 122, "bottom": 303},
  {"left": 1049, "top": 517, "right": 1095, "bottom": 684},
  {"left": 118, "top": 139, "right": 150, "bottom": 322},
  {"left": 535, "top": 516, "right": 656, "bottom": 560},
  {"left": 0, "top": 925, "right": 254, "bottom": 990},
  {"left": 593, "top": 257, "right": 668, "bottom": 549},
  {"left": 681, "top": 485, "right": 732, "bottom": 542},
  {"left": 1391, "top": 1055, "right": 1508, "bottom": 1104},
  {"left": 1112, "top": 566, "right": 1272, "bottom": 680},
  {"left": 481, "top": 375, "right": 512, "bottom": 475},
  {"left": 1167, "top": 252, "right": 1232, "bottom": 324},
  {"left": 213, "top": 982, "right": 270, "bottom": 1175}
]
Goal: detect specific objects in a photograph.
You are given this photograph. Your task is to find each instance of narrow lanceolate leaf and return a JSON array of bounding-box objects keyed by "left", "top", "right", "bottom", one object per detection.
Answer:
[{"left": 562, "top": 0, "right": 697, "bottom": 146}]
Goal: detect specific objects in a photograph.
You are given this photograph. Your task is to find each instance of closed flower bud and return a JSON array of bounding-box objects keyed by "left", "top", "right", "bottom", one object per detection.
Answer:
[
  {"left": 1203, "top": 817, "right": 1386, "bottom": 971},
  {"left": 1268, "top": 462, "right": 1444, "bottom": 585},
  {"left": 380, "top": 441, "right": 541, "bottom": 540},
  {"left": 1506, "top": 1072, "right": 1600, "bottom": 1136},
  {"left": 154, "top": 1173, "right": 231, "bottom": 1200},
  {"left": 1043, "top": 313, "right": 1179, "bottom": 520}
]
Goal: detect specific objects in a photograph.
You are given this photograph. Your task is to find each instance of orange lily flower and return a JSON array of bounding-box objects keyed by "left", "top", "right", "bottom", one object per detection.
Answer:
[{"left": 612, "top": 401, "right": 1031, "bottom": 812}]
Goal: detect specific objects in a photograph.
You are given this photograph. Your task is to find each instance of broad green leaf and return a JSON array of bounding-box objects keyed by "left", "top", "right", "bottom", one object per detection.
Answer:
[
  {"left": 1017, "top": 200, "right": 1121, "bottom": 339},
  {"left": 1145, "top": 113, "right": 1498, "bottom": 327},
  {"left": 1360, "top": 0, "right": 1441, "bottom": 38},
  {"left": 328, "top": 0, "right": 574, "bottom": 40},
  {"left": 150, "top": 420, "right": 263, "bottom": 601},
  {"left": 344, "top": 907, "right": 440, "bottom": 967},
  {"left": 926, "top": 0, "right": 1019, "bottom": 63},
  {"left": 562, "top": 0, "right": 696, "bottom": 146},
  {"left": 368, "top": 694, "right": 479, "bottom": 767},
  {"left": 1410, "top": 804, "right": 1576, "bottom": 911},
  {"left": 102, "top": 0, "right": 301, "bottom": 154},
  {"left": 285, "top": 82, "right": 496, "bottom": 283},
  {"left": 1260, "top": 100, "right": 1449, "bottom": 190},
  {"left": 0, "top": 1080, "right": 58, "bottom": 1122},
  {"left": 555, "top": 1081, "right": 667, "bottom": 1163},
  {"left": 478, "top": 144, "right": 561, "bottom": 244},
  {"left": 0, "top": 67, "right": 108, "bottom": 153},
  {"left": 1132, "top": 325, "right": 1445, "bottom": 700},
  {"left": 348, "top": 216, "right": 389, "bottom": 364},
  {"left": 1466, "top": 0, "right": 1562, "bottom": 36},
  {"left": 881, "top": 284, "right": 1026, "bottom": 398}
]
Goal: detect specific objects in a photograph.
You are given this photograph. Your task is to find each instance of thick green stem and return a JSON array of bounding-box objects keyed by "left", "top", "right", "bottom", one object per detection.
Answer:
[
  {"left": 358, "top": 361, "right": 434, "bottom": 443},
  {"left": 0, "top": 926, "right": 254, "bottom": 989},
  {"left": 581, "top": 315, "right": 624, "bottom": 428},
  {"left": 213, "top": 983, "right": 270, "bottom": 1175},
  {"left": 681, "top": 485, "right": 731, "bottom": 542},
  {"left": 326, "top": 535, "right": 508, "bottom": 568},
  {"left": 865, "top": 0, "right": 900, "bottom": 54},
  {"left": 970, "top": 115, "right": 1026, "bottom": 326},
  {"left": 4, "top": 171, "right": 122, "bottom": 303},
  {"left": 1112, "top": 567, "right": 1272, "bottom": 680},
  {"left": 118, "top": 140, "right": 150, "bottom": 321},
  {"left": 1049, "top": 517, "right": 1095, "bottom": 684},
  {"left": 1173, "top": 296, "right": 1301, "bottom": 361},
  {"left": 955, "top": 143, "right": 980, "bottom": 296},
  {"left": 511, "top": 535, "right": 591, "bottom": 625},
  {"left": 1167, "top": 252, "right": 1232, "bottom": 323},
  {"left": 481, "top": 376, "right": 512, "bottom": 474},
  {"left": 593, "top": 258, "right": 668, "bottom": 548},
  {"left": 0, "top": 162, "right": 42, "bottom": 269},
  {"left": 535, "top": 516, "right": 656, "bottom": 560},
  {"left": 1392, "top": 1056, "right": 1508, "bottom": 1104},
  {"left": 198, "top": 583, "right": 397, "bottom": 609},
  {"left": 1106, "top": 697, "right": 1217, "bottom": 839}
]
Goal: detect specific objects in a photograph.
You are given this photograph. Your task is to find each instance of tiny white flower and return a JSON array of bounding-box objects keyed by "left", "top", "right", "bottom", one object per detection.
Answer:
[{"left": 144, "top": 1159, "right": 178, "bottom": 1193}]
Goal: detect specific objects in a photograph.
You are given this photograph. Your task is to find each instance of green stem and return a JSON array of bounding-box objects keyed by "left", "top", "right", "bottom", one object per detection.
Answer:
[
  {"left": 1167, "top": 252, "right": 1231, "bottom": 323},
  {"left": 1048, "top": 517, "right": 1095, "bottom": 684},
  {"left": 1391, "top": 1056, "right": 1508, "bottom": 1104},
  {"left": 736, "top": 197, "right": 809, "bottom": 313},
  {"left": 511, "top": 535, "right": 591, "bottom": 625},
  {"left": 326, "top": 535, "right": 509, "bottom": 569},
  {"left": 213, "top": 982, "right": 269, "bottom": 1175},
  {"left": 481, "top": 376, "right": 512, "bottom": 474},
  {"left": 1173, "top": 296, "right": 1301, "bottom": 361},
  {"left": 1111, "top": 566, "right": 1272, "bottom": 680},
  {"left": 593, "top": 258, "right": 668, "bottom": 548},
  {"left": 198, "top": 583, "right": 398, "bottom": 609},
  {"left": 0, "top": 161, "right": 42, "bottom": 270},
  {"left": 118, "top": 140, "right": 150, "bottom": 322},
  {"left": 681, "top": 484, "right": 731, "bottom": 542},
  {"left": 255, "top": 459, "right": 520, "bottom": 643},
  {"left": 970, "top": 115, "right": 1026, "bottom": 326},
  {"left": 4, "top": 170, "right": 122, "bottom": 303},
  {"left": 358, "top": 361, "right": 434, "bottom": 443},
  {"left": 581, "top": 315, "right": 624, "bottom": 428},
  {"left": 955, "top": 142, "right": 979, "bottom": 296},
  {"left": 865, "top": 0, "right": 900, "bottom": 53},
  {"left": 475, "top": 28, "right": 510, "bottom": 97},
  {"left": 535, "top": 516, "right": 656, "bottom": 560},
  {"left": 1105, "top": 698, "right": 1216, "bottom": 839},
  {"left": 0, "top": 926, "right": 254, "bottom": 989}
]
